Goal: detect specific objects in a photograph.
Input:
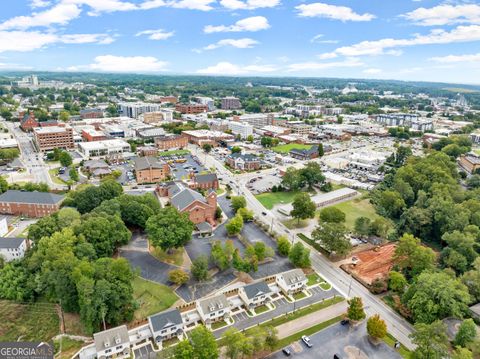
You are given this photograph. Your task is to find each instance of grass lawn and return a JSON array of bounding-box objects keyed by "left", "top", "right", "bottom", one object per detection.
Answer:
[
  {"left": 54, "top": 337, "right": 85, "bottom": 359},
  {"left": 307, "top": 273, "right": 322, "bottom": 286},
  {"left": 321, "top": 197, "right": 378, "bottom": 230},
  {"left": 320, "top": 282, "right": 332, "bottom": 290},
  {"left": 132, "top": 277, "right": 178, "bottom": 322},
  {"left": 383, "top": 333, "right": 412, "bottom": 359},
  {"left": 211, "top": 320, "right": 228, "bottom": 330},
  {"left": 162, "top": 337, "right": 180, "bottom": 348},
  {"left": 158, "top": 149, "right": 190, "bottom": 157},
  {"left": 150, "top": 246, "right": 185, "bottom": 267},
  {"left": 282, "top": 218, "right": 310, "bottom": 229},
  {"left": 48, "top": 168, "right": 68, "bottom": 185},
  {"left": 254, "top": 305, "right": 270, "bottom": 314},
  {"left": 216, "top": 188, "right": 225, "bottom": 195},
  {"left": 255, "top": 191, "right": 301, "bottom": 210},
  {"left": 293, "top": 291, "right": 307, "bottom": 300},
  {"left": 272, "top": 143, "right": 312, "bottom": 154},
  {"left": 0, "top": 300, "right": 59, "bottom": 342}
]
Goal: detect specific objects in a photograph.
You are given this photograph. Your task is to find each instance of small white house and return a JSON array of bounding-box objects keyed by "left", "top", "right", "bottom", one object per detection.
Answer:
[
  {"left": 0, "top": 237, "right": 27, "bottom": 262},
  {"left": 93, "top": 325, "right": 130, "bottom": 359},
  {"left": 148, "top": 308, "right": 184, "bottom": 343},
  {"left": 238, "top": 281, "right": 272, "bottom": 309},
  {"left": 0, "top": 217, "right": 8, "bottom": 236},
  {"left": 276, "top": 269, "right": 307, "bottom": 295},
  {"left": 196, "top": 293, "right": 231, "bottom": 324}
]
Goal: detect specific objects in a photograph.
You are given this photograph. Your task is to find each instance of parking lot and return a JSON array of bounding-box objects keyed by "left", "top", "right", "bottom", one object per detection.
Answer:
[
  {"left": 246, "top": 173, "right": 281, "bottom": 194},
  {"left": 169, "top": 154, "right": 206, "bottom": 180}
]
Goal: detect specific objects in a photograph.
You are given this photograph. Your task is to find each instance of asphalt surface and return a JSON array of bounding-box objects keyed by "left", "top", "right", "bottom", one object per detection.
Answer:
[
  {"left": 269, "top": 321, "right": 402, "bottom": 359},
  {"left": 171, "top": 154, "right": 206, "bottom": 180}
]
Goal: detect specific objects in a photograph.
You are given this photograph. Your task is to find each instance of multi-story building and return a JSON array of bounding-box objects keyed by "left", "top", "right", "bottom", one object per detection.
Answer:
[
  {"left": 159, "top": 96, "right": 178, "bottom": 104},
  {"left": 182, "top": 130, "right": 234, "bottom": 146},
  {"left": 155, "top": 134, "right": 188, "bottom": 150},
  {"left": 134, "top": 156, "right": 170, "bottom": 184},
  {"left": 82, "top": 128, "right": 107, "bottom": 142},
  {"left": 80, "top": 108, "right": 104, "bottom": 119},
  {"left": 0, "top": 237, "right": 28, "bottom": 262},
  {"left": 221, "top": 97, "right": 241, "bottom": 110},
  {"left": 78, "top": 139, "right": 131, "bottom": 158},
  {"left": 175, "top": 103, "right": 208, "bottom": 114},
  {"left": 93, "top": 325, "right": 131, "bottom": 359},
  {"left": 137, "top": 146, "right": 158, "bottom": 157},
  {"left": 284, "top": 121, "right": 312, "bottom": 135},
  {"left": 148, "top": 309, "right": 184, "bottom": 344},
  {"left": 376, "top": 113, "right": 434, "bottom": 132},
  {"left": 119, "top": 102, "right": 163, "bottom": 119},
  {"left": 196, "top": 293, "right": 231, "bottom": 324},
  {"left": 227, "top": 121, "right": 253, "bottom": 139},
  {"left": 225, "top": 153, "right": 261, "bottom": 171},
  {"left": 275, "top": 269, "right": 307, "bottom": 295},
  {"left": 137, "top": 128, "right": 166, "bottom": 140},
  {"left": 195, "top": 97, "right": 215, "bottom": 111},
  {"left": 238, "top": 281, "right": 272, "bottom": 310},
  {"left": 142, "top": 110, "right": 174, "bottom": 124},
  {"left": 33, "top": 126, "right": 75, "bottom": 151},
  {"left": 233, "top": 114, "right": 274, "bottom": 128},
  {"left": 0, "top": 190, "right": 64, "bottom": 217},
  {"left": 459, "top": 153, "right": 480, "bottom": 174},
  {"left": 19, "top": 112, "right": 39, "bottom": 132}
]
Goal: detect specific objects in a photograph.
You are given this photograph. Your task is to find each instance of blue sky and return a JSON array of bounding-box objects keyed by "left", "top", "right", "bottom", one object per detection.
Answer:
[{"left": 0, "top": 0, "right": 480, "bottom": 83}]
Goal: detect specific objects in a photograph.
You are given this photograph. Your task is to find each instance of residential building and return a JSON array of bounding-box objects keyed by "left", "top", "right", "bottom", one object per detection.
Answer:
[
  {"left": 155, "top": 134, "right": 188, "bottom": 150},
  {"left": 78, "top": 139, "right": 131, "bottom": 158},
  {"left": 276, "top": 269, "right": 307, "bottom": 295},
  {"left": 289, "top": 145, "right": 319, "bottom": 160},
  {"left": 234, "top": 114, "right": 274, "bottom": 128},
  {"left": 134, "top": 156, "right": 170, "bottom": 184},
  {"left": 182, "top": 130, "right": 234, "bottom": 146},
  {"left": 0, "top": 190, "right": 64, "bottom": 217},
  {"left": 284, "top": 121, "right": 312, "bottom": 135},
  {"left": 459, "top": 153, "right": 480, "bottom": 174},
  {"left": 195, "top": 97, "right": 215, "bottom": 111},
  {"left": 19, "top": 112, "right": 39, "bottom": 132},
  {"left": 196, "top": 293, "right": 231, "bottom": 324},
  {"left": 119, "top": 102, "right": 163, "bottom": 119},
  {"left": 143, "top": 110, "right": 174, "bottom": 124},
  {"left": 0, "top": 217, "right": 8, "bottom": 236},
  {"left": 190, "top": 173, "right": 219, "bottom": 191},
  {"left": 148, "top": 308, "right": 184, "bottom": 344},
  {"left": 0, "top": 237, "right": 27, "bottom": 262},
  {"left": 175, "top": 103, "right": 208, "bottom": 114},
  {"left": 221, "top": 97, "right": 241, "bottom": 110},
  {"left": 225, "top": 153, "right": 261, "bottom": 171},
  {"left": 82, "top": 128, "right": 107, "bottom": 142},
  {"left": 228, "top": 121, "right": 253, "bottom": 139},
  {"left": 376, "top": 113, "right": 434, "bottom": 131},
  {"left": 239, "top": 281, "right": 272, "bottom": 309},
  {"left": 93, "top": 325, "right": 130, "bottom": 359},
  {"left": 80, "top": 108, "right": 104, "bottom": 119},
  {"left": 33, "top": 126, "right": 75, "bottom": 151}
]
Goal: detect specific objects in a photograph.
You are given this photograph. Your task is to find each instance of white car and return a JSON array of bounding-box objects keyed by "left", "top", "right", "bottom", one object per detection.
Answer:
[{"left": 301, "top": 335, "right": 312, "bottom": 348}]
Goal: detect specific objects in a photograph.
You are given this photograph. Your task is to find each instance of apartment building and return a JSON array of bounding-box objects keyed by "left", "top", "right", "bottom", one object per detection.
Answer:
[
  {"left": 195, "top": 96, "right": 215, "bottom": 111},
  {"left": 459, "top": 154, "right": 480, "bottom": 174},
  {"left": 284, "top": 121, "right": 312, "bottom": 135},
  {"left": 33, "top": 126, "right": 75, "bottom": 151},
  {"left": 93, "top": 325, "right": 130, "bottom": 359},
  {"left": 148, "top": 309, "right": 184, "bottom": 344},
  {"left": 175, "top": 103, "right": 208, "bottom": 114},
  {"left": 143, "top": 110, "right": 174, "bottom": 123},
  {"left": 80, "top": 108, "right": 104, "bottom": 119},
  {"left": 221, "top": 96, "right": 241, "bottom": 110},
  {"left": 276, "top": 269, "right": 307, "bottom": 295},
  {"left": 0, "top": 237, "right": 28, "bottom": 262},
  {"left": 239, "top": 281, "right": 272, "bottom": 309},
  {"left": 376, "top": 113, "right": 434, "bottom": 132},
  {"left": 134, "top": 156, "right": 170, "bottom": 184},
  {"left": 196, "top": 294, "right": 231, "bottom": 324},
  {"left": 155, "top": 134, "right": 188, "bottom": 150},
  {"left": 0, "top": 190, "right": 65, "bottom": 217},
  {"left": 119, "top": 102, "right": 163, "bottom": 118},
  {"left": 227, "top": 121, "right": 253, "bottom": 139},
  {"left": 233, "top": 114, "right": 274, "bottom": 128}
]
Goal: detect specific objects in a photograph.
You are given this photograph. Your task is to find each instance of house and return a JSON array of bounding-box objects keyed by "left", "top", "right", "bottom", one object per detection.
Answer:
[
  {"left": 225, "top": 153, "right": 261, "bottom": 171},
  {"left": 83, "top": 159, "right": 111, "bottom": 178},
  {"left": 134, "top": 156, "right": 170, "bottom": 184},
  {"left": 289, "top": 145, "right": 319, "bottom": 161},
  {"left": 148, "top": 308, "right": 184, "bottom": 344},
  {"left": 169, "top": 183, "right": 217, "bottom": 226},
  {"left": 276, "top": 269, "right": 307, "bottom": 295},
  {"left": 0, "top": 190, "right": 65, "bottom": 217},
  {"left": 0, "top": 216, "right": 8, "bottom": 236},
  {"left": 0, "top": 237, "right": 27, "bottom": 262},
  {"left": 93, "top": 325, "right": 130, "bottom": 359},
  {"left": 190, "top": 173, "right": 219, "bottom": 191},
  {"left": 19, "top": 112, "right": 39, "bottom": 132},
  {"left": 458, "top": 153, "right": 480, "bottom": 174},
  {"left": 196, "top": 293, "right": 231, "bottom": 324},
  {"left": 238, "top": 281, "right": 272, "bottom": 309}
]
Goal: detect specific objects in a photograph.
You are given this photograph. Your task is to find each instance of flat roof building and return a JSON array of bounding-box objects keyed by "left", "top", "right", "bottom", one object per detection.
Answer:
[
  {"left": 33, "top": 126, "right": 74, "bottom": 151},
  {"left": 78, "top": 139, "right": 131, "bottom": 158}
]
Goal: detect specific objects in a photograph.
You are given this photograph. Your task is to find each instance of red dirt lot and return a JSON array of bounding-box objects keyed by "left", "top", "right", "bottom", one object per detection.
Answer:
[{"left": 347, "top": 243, "right": 397, "bottom": 285}]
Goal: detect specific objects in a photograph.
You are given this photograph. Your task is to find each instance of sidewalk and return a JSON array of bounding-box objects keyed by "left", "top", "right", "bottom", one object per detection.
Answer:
[{"left": 276, "top": 301, "right": 347, "bottom": 339}]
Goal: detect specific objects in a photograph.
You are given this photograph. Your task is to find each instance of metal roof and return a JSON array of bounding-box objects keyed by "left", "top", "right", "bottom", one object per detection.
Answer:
[
  {"left": 149, "top": 308, "right": 183, "bottom": 333},
  {"left": 0, "top": 237, "right": 26, "bottom": 249},
  {"left": 0, "top": 190, "right": 64, "bottom": 205},
  {"left": 243, "top": 281, "right": 271, "bottom": 299}
]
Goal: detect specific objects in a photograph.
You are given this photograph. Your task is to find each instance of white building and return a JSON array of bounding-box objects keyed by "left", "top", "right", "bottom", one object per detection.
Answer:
[
  {"left": 148, "top": 308, "right": 184, "bottom": 344},
  {"left": 0, "top": 237, "right": 27, "bottom": 262},
  {"left": 196, "top": 293, "right": 231, "bottom": 324},
  {"left": 227, "top": 121, "right": 253, "bottom": 139},
  {"left": 119, "top": 102, "right": 164, "bottom": 119},
  {"left": 0, "top": 217, "right": 8, "bottom": 236},
  {"left": 196, "top": 97, "right": 215, "bottom": 111},
  {"left": 376, "top": 113, "right": 433, "bottom": 132},
  {"left": 235, "top": 113, "right": 274, "bottom": 128},
  {"left": 93, "top": 325, "right": 131, "bottom": 359},
  {"left": 78, "top": 139, "right": 131, "bottom": 158},
  {"left": 238, "top": 281, "right": 272, "bottom": 309},
  {"left": 276, "top": 269, "right": 307, "bottom": 295}
]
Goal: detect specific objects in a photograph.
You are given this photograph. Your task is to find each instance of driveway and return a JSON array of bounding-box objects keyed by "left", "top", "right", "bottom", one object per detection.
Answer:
[
  {"left": 269, "top": 321, "right": 402, "bottom": 359},
  {"left": 133, "top": 343, "right": 155, "bottom": 359}
]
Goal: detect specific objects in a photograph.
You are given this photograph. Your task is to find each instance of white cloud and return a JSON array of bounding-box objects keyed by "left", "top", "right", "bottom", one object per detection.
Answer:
[
  {"left": 296, "top": 2, "right": 375, "bottom": 22},
  {"left": 135, "top": 29, "right": 174, "bottom": 40},
  {"left": 219, "top": 0, "right": 280, "bottom": 10},
  {"left": 287, "top": 58, "right": 364, "bottom": 72},
  {"left": 60, "top": 33, "right": 115, "bottom": 44},
  {"left": 204, "top": 16, "right": 270, "bottom": 33},
  {"left": 0, "top": 62, "right": 33, "bottom": 70},
  {"left": 323, "top": 25, "right": 480, "bottom": 58},
  {"left": 363, "top": 68, "right": 382, "bottom": 74},
  {"left": 30, "top": 0, "right": 51, "bottom": 8},
  {"left": 203, "top": 38, "right": 259, "bottom": 50},
  {"left": 310, "top": 34, "right": 338, "bottom": 44},
  {"left": 168, "top": 0, "right": 215, "bottom": 11},
  {"left": 430, "top": 53, "right": 480, "bottom": 63},
  {"left": 317, "top": 52, "right": 338, "bottom": 60},
  {"left": 85, "top": 55, "right": 168, "bottom": 72},
  {"left": 403, "top": 4, "right": 480, "bottom": 26},
  {"left": 197, "top": 61, "right": 277, "bottom": 75}
]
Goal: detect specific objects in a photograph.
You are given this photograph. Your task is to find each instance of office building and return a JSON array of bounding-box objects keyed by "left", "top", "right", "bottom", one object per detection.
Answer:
[
  {"left": 119, "top": 102, "right": 163, "bottom": 119},
  {"left": 78, "top": 139, "right": 131, "bottom": 157},
  {"left": 33, "top": 126, "right": 75, "bottom": 151},
  {"left": 134, "top": 157, "right": 170, "bottom": 184},
  {"left": 227, "top": 121, "right": 253, "bottom": 139},
  {"left": 0, "top": 190, "right": 64, "bottom": 217},
  {"left": 175, "top": 103, "right": 208, "bottom": 114},
  {"left": 155, "top": 134, "right": 188, "bottom": 150},
  {"left": 221, "top": 97, "right": 241, "bottom": 110}
]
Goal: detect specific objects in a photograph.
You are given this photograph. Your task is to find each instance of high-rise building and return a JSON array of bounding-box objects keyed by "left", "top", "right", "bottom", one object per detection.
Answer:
[
  {"left": 227, "top": 121, "right": 253, "bottom": 139},
  {"left": 221, "top": 97, "right": 241, "bottom": 110},
  {"left": 33, "top": 126, "right": 75, "bottom": 151},
  {"left": 119, "top": 102, "right": 164, "bottom": 118}
]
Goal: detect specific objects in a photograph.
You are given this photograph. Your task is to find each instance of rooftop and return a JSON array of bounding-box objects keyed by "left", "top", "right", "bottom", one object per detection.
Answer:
[
  {"left": 0, "top": 237, "right": 26, "bottom": 249},
  {"left": 0, "top": 190, "right": 64, "bottom": 205}
]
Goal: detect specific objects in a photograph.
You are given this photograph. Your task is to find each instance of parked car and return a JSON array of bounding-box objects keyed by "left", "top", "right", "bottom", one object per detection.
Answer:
[
  {"left": 282, "top": 348, "right": 291, "bottom": 356},
  {"left": 262, "top": 211, "right": 267, "bottom": 216},
  {"left": 333, "top": 354, "right": 342, "bottom": 359},
  {"left": 341, "top": 319, "right": 349, "bottom": 326},
  {"left": 301, "top": 335, "right": 312, "bottom": 348}
]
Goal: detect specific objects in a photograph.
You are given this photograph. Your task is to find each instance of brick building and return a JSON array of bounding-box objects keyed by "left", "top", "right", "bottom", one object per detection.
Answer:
[
  {"left": 189, "top": 173, "right": 219, "bottom": 191},
  {"left": 155, "top": 134, "right": 188, "bottom": 150},
  {"left": 137, "top": 146, "right": 158, "bottom": 157},
  {"left": 225, "top": 153, "right": 261, "bottom": 171},
  {"left": 19, "top": 112, "right": 39, "bottom": 132},
  {"left": 459, "top": 154, "right": 480, "bottom": 174},
  {"left": 33, "top": 126, "right": 75, "bottom": 151},
  {"left": 80, "top": 108, "right": 104, "bottom": 119},
  {"left": 0, "top": 190, "right": 64, "bottom": 217},
  {"left": 82, "top": 128, "right": 107, "bottom": 142},
  {"left": 221, "top": 96, "right": 241, "bottom": 110},
  {"left": 175, "top": 103, "right": 208, "bottom": 114},
  {"left": 134, "top": 156, "right": 170, "bottom": 184}
]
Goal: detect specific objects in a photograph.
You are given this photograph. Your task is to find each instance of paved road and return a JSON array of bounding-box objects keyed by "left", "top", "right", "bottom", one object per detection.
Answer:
[
  {"left": 198, "top": 148, "right": 416, "bottom": 350},
  {"left": 269, "top": 321, "right": 402, "bottom": 359}
]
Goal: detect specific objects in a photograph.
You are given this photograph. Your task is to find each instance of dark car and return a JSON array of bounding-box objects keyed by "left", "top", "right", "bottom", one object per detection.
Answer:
[
  {"left": 334, "top": 354, "right": 342, "bottom": 359},
  {"left": 341, "top": 319, "right": 349, "bottom": 325},
  {"left": 282, "top": 348, "right": 291, "bottom": 356},
  {"left": 262, "top": 211, "right": 267, "bottom": 216}
]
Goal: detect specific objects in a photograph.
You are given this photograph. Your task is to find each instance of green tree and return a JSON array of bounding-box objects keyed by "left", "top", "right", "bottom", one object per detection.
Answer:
[
  {"left": 224, "top": 328, "right": 248, "bottom": 359},
  {"left": 211, "top": 241, "right": 231, "bottom": 271},
  {"left": 246, "top": 134, "right": 254, "bottom": 143},
  {"left": 388, "top": 271, "right": 407, "bottom": 293},
  {"left": 202, "top": 143, "right": 213, "bottom": 153},
  {"left": 299, "top": 162, "right": 325, "bottom": 189},
  {"left": 146, "top": 207, "right": 194, "bottom": 252},
  {"left": 191, "top": 256, "right": 209, "bottom": 281},
  {"left": 264, "top": 326, "right": 279, "bottom": 351},
  {"left": 281, "top": 167, "right": 303, "bottom": 191},
  {"left": 376, "top": 190, "right": 406, "bottom": 219},
  {"left": 0, "top": 176, "right": 7, "bottom": 194},
  {"left": 189, "top": 325, "right": 218, "bottom": 359},
  {"left": 290, "top": 192, "right": 316, "bottom": 224},
  {"left": 319, "top": 207, "right": 346, "bottom": 223},
  {"left": 0, "top": 261, "right": 35, "bottom": 301},
  {"left": 366, "top": 314, "right": 387, "bottom": 340},
  {"left": 231, "top": 146, "right": 241, "bottom": 154},
  {"left": 237, "top": 207, "right": 254, "bottom": 222},
  {"left": 253, "top": 242, "right": 273, "bottom": 261},
  {"left": 312, "top": 222, "right": 351, "bottom": 256},
  {"left": 231, "top": 196, "right": 247, "bottom": 212},
  {"left": 226, "top": 214, "right": 244, "bottom": 236},
  {"left": 288, "top": 242, "right": 311, "bottom": 268},
  {"left": 354, "top": 216, "right": 371, "bottom": 236},
  {"left": 277, "top": 236, "right": 291, "bottom": 256},
  {"left": 454, "top": 319, "right": 477, "bottom": 348},
  {"left": 347, "top": 297, "right": 366, "bottom": 321},
  {"left": 393, "top": 234, "right": 436, "bottom": 278},
  {"left": 69, "top": 167, "right": 79, "bottom": 182},
  {"left": 58, "top": 151, "right": 73, "bottom": 167},
  {"left": 318, "top": 143, "right": 324, "bottom": 157},
  {"left": 452, "top": 347, "right": 473, "bottom": 359},
  {"left": 174, "top": 340, "right": 194, "bottom": 359},
  {"left": 168, "top": 269, "right": 190, "bottom": 285},
  {"left": 410, "top": 321, "right": 449, "bottom": 359}
]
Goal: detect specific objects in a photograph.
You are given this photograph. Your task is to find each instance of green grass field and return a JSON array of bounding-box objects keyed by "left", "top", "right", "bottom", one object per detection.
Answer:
[
  {"left": 54, "top": 337, "right": 86, "bottom": 359},
  {"left": 255, "top": 191, "right": 302, "bottom": 210},
  {"left": 0, "top": 300, "right": 60, "bottom": 342},
  {"left": 320, "top": 197, "right": 378, "bottom": 230},
  {"left": 272, "top": 143, "right": 312, "bottom": 154},
  {"left": 158, "top": 149, "right": 190, "bottom": 157},
  {"left": 132, "top": 277, "right": 178, "bottom": 322},
  {"left": 150, "top": 246, "right": 185, "bottom": 267}
]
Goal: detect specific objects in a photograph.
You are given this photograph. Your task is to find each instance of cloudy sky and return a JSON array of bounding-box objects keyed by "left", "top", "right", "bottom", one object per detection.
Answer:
[{"left": 1, "top": 0, "right": 480, "bottom": 83}]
